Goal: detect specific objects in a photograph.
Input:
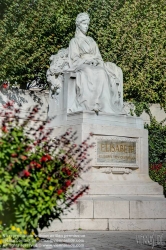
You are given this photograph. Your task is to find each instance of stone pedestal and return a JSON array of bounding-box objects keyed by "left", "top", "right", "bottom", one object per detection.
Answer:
[{"left": 43, "top": 111, "right": 166, "bottom": 232}]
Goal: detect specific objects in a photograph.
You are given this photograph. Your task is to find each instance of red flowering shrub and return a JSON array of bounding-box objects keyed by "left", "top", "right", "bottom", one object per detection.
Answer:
[
  {"left": 65, "top": 180, "right": 72, "bottom": 187},
  {"left": 57, "top": 189, "right": 63, "bottom": 195},
  {"left": 0, "top": 101, "right": 92, "bottom": 248},
  {"left": 23, "top": 170, "right": 31, "bottom": 177},
  {"left": 1, "top": 82, "right": 9, "bottom": 89},
  {"left": 149, "top": 163, "right": 166, "bottom": 197},
  {"left": 1, "top": 126, "right": 8, "bottom": 133},
  {"left": 40, "top": 154, "right": 51, "bottom": 162}
]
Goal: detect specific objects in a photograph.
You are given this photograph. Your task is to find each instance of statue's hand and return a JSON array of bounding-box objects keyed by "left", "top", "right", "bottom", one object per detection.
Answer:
[{"left": 84, "top": 59, "right": 98, "bottom": 66}]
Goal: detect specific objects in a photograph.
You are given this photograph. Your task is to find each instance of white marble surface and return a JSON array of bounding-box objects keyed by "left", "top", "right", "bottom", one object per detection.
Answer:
[
  {"left": 109, "top": 219, "right": 166, "bottom": 231},
  {"left": 41, "top": 195, "right": 166, "bottom": 231}
]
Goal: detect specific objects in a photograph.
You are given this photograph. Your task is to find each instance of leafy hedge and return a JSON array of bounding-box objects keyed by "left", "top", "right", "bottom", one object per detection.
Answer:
[
  {"left": 146, "top": 114, "right": 166, "bottom": 196},
  {"left": 0, "top": 0, "right": 165, "bottom": 108},
  {"left": 145, "top": 116, "right": 166, "bottom": 164}
]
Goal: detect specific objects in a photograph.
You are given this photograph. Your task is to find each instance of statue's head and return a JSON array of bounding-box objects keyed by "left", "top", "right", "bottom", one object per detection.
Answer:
[{"left": 76, "top": 12, "right": 90, "bottom": 35}]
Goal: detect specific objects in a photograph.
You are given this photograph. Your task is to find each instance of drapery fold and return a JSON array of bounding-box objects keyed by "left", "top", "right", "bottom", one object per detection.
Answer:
[{"left": 68, "top": 31, "right": 123, "bottom": 113}]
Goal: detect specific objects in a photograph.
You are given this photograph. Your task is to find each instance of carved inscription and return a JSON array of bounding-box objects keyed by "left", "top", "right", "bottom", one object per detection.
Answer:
[{"left": 97, "top": 140, "right": 136, "bottom": 164}]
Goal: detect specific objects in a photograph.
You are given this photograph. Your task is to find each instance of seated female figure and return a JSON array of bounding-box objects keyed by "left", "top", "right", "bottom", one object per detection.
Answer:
[{"left": 68, "top": 12, "right": 123, "bottom": 114}]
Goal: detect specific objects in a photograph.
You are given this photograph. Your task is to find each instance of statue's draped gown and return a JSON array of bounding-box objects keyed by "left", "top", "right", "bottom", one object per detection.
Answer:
[{"left": 68, "top": 30, "right": 123, "bottom": 113}]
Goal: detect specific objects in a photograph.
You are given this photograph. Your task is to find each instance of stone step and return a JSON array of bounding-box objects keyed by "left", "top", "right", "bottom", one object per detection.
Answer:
[
  {"left": 89, "top": 184, "right": 163, "bottom": 196},
  {"left": 77, "top": 183, "right": 164, "bottom": 196},
  {"left": 42, "top": 218, "right": 166, "bottom": 231},
  {"left": 41, "top": 196, "right": 166, "bottom": 232}
]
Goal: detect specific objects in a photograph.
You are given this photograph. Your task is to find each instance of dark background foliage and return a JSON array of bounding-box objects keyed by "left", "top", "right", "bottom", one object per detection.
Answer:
[
  {"left": 145, "top": 115, "right": 166, "bottom": 164},
  {"left": 0, "top": 0, "right": 165, "bottom": 108}
]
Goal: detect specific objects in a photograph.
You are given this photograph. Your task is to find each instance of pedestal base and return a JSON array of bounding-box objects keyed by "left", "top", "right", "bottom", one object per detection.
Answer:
[
  {"left": 43, "top": 111, "right": 165, "bottom": 231},
  {"left": 42, "top": 196, "right": 166, "bottom": 231}
]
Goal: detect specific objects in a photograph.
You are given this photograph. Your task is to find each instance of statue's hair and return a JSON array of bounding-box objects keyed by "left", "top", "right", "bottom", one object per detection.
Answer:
[{"left": 76, "top": 12, "right": 90, "bottom": 26}]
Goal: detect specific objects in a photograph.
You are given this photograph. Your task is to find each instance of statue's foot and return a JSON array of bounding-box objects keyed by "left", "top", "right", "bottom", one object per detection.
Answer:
[
  {"left": 92, "top": 108, "right": 101, "bottom": 115},
  {"left": 91, "top": 102, "right": 102, "bottom": 115}
]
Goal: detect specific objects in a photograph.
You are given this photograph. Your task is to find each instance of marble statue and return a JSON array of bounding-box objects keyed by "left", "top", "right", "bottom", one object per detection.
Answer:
[
  {"left": 45, "top": 14, "right": 166, "bottom": 233},
  {"left": 47, "top": 12, "right": 123, "bottom": 114}
]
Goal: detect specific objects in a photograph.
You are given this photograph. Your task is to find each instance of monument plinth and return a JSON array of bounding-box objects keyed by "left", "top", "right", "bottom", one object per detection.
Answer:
[{"left": 44, "top": 12, "right": 166, "bottom": 231}]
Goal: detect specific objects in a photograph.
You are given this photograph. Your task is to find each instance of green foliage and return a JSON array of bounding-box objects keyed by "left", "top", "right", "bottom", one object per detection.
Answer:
[
  {"left": 149, "top": 163, "right": 166, "bottom": 197},
  {"left": 0, "top": 0, "right": 12, "bottom": 19},
  {"left": 0, "top": 0, "right": 165, "bottom": 107},
  {"left": 133, "top": 102, "right": 166, "bottom": 197},
  {"left": 144, "top": 112, "right": 166, "bottom": 164},
  {"left": 0, "top": 102, "right": 90, "bottom": 248},
  {"left": 132, "top": 102, "right": 166, "bottom": 164},
  {"left": 132, "top": 101, "right": 151, "bottom": 117},
  {"left": 137, "top": 105, "right": 166, "bottom": 196}
]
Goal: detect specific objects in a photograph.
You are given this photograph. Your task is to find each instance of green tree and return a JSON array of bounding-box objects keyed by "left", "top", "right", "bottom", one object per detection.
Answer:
[
  {"left": 0, "top": 0, "right": 12, "bottom": 19},
  {"left": 0, "top": 0, "right": 165, "bottom": 108}
]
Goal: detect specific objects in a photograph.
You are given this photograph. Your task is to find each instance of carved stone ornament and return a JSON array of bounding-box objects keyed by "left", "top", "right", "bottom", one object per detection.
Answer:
[
  {"left": 96, "top": 167, "right": 132, "bottom": 174},
  {"left": 46, "top": 48, "right": 69, "bottom": 99}
]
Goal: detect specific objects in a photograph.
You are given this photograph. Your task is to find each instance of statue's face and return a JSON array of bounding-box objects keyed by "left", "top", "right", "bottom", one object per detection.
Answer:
[{"left": 78, "top": 20, "right": 89, "bottom": 34}]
